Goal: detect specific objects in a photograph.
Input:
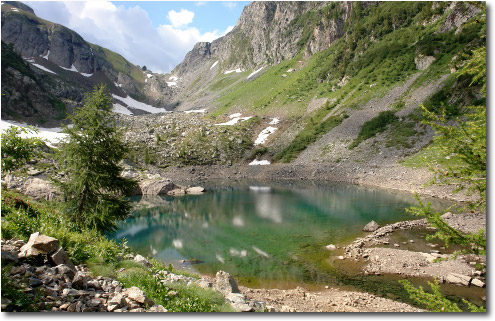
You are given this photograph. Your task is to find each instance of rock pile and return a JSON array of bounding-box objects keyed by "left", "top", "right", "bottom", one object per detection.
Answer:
[
  {"left": 2, "top": 233, "right": 269, "bottom": 312},
  {"left": 1, "top": 234, "right": 165, "bottom": 312}
]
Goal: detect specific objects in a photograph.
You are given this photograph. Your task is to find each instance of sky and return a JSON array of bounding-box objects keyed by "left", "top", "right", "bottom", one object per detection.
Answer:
[{"left": 24, "top": 1, "right": 250, "bottom": 73}]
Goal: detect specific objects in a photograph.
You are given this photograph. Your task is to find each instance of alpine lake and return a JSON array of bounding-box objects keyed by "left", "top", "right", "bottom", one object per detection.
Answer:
[{"left": 113, "top": 180, "right": 484, "bottom": 308}]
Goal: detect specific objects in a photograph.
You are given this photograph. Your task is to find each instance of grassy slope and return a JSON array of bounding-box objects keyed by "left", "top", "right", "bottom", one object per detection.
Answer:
[{"left": 197, "top": 2, "right": 483, "bottom": 163}]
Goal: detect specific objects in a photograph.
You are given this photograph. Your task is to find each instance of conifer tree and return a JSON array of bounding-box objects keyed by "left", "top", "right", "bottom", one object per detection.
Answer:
[{"left": 53, "top": 85, "right": 137, "bottom": 233}]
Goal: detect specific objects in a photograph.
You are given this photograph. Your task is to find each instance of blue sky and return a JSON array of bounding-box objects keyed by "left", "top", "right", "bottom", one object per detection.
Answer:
[
  {"left": 25, "top": 1, "right": 251, "bottom": 73},
  {"left": 113, "top": 1, "right": 249, "bottom": 31}
]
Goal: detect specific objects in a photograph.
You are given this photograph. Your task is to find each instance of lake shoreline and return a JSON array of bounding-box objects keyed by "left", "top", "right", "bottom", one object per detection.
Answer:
[
  {"left": 151, "top": 162, "right": 477, "bottom": 204},
  {"left": 143, "top": 164, "right": 484, "bottom": 312}
]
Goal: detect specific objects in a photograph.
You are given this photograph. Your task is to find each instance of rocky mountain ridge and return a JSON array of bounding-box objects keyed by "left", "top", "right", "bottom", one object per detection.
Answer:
[{"left": 1, "top": 1, "right": 174, "bottom": 125}]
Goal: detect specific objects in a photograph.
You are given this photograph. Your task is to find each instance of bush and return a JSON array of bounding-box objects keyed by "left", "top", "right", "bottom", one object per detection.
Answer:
[
  {"left": 1, "top": 190, "right": 125, "bottom": 264},
  {"left": 1, "top": 126, "right": 45, "bottom": 173},
  {"left": 349, "top": 111, "right": 398, "bottom": 149}
]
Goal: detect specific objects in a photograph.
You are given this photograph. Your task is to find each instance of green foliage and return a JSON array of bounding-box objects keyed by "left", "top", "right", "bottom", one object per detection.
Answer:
[
  {"left": 406, "top": 195, "right": 485, "bottom": 256},
  {"left": 349, "top": 111, "right": 398, "bottom": 149},
  {"left": 399, "top": 279, "right": 461, "bottom": 312},
  {"left": 1, "top": 41, "right": 36, "bottom": 79},
  {"left": 275, "top": 113, "right": 345, "bottom": 163},
  {"left": 385, "top": 119, "right": 417, "bottom": 149},
  {"left": 400, "top": 279, "right": 485, "bottom": 312},
  {"left": 52, "top": 85, "right": 138, "bottom": 233},
  {"left": 1, "top": 125, "right": 45, "bottom": 172},
  {"left": 117, "top": 268, "right": 233, "bottom": 312},
  {"left": 249, "top": 146, "right": 268, "bottom": 160},
  {"left": 91, "top": 44, "right": 145, "bottom": 85},
  {"left": 1, "top": 265, "right": 44, "bottom": 311},
  {"left": 1, "top": 189, "right": 124, "bottom": 264},
  {"left": 401, "top": 18, "right": 486, "bottom": 311}
]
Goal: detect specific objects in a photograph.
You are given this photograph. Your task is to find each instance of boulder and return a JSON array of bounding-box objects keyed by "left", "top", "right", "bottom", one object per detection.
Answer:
[
  {"left": 471, "top": 278, "right": 485, "bottom": 288},
  {"left": 445, "top": 273, "right": 471, "bottom": 286},
  {"left": 325, "top": 244, "right": 337, "bottom": 251},
  {"left": 55, "top": 264, "right": 76, "bottom": 280},
  {"left": 134, "top": 254, "right": 152, "bottom": 267},
  {"left": 214, "top": 270, "right": 240, "bottom": 295},
  {"left": 72, "top": 272, "right": 89, "bottom": 290},
  {"left": 186, "top": 186, "right": 205, "bottom": 194},
  {"left": 18, "top": 232, "right": 58, "bottom": 258},
  {"left": 168, "top": 188, "right": 186, "bottom": 196},
  {"left": 21, "top": 178, "right": 57, "bottom": 201},
  {"left": 362, "top": 220, "right": 380, "bottom": 232},
  {"left": 1, "top": 250, "right": 19, "bottom": 264},
  {"left": 49, "top": 247, "right": 76, "bottom": 272},
  {"left": 125, "top": 286, "right": 154, "bottom": 306},
  {"left": 148, "top": 305, "right": 168, "bottom": 312},
  {"left": 108, "top": 293, "right": 126, "bottom": 308},
  {"left": 414, "top": 54, "right": 436, "bottom": 70},
  {"left": 133, "top": 179, "right": 177, "bottom": 195},
  {"left": 121, "top": 168, "right": 139, "bottom": 179}
]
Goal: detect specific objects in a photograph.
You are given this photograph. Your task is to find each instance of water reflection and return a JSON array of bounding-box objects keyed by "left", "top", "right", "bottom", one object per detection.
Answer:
[{"left": 114, "top": 182, "right": 451, "bottom": 286}]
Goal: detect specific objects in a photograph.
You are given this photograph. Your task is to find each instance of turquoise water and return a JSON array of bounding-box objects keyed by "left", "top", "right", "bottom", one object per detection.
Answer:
[{"left": 113, "top": 181, "right": 448, "bottom": 288}]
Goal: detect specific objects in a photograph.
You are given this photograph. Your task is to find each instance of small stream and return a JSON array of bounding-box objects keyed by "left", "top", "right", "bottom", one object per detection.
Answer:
[{"left": 112, "top": 180, "right": 484, "bottom": 309}]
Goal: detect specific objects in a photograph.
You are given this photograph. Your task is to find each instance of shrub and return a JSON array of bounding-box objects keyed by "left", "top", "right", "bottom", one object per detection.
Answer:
[{"left": 349, "top": 111, "right": 398, "bottom": 149}]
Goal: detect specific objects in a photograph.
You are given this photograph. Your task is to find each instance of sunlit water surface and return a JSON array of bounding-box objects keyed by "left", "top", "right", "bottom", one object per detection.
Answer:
[{"left": 114, "top": 181, "right": 451, "bottom": 289}]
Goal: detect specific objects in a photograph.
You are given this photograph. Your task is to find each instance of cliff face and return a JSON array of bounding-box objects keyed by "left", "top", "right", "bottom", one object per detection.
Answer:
[{"left": 173, "top": 1, "right": 360, "bottom": 78}]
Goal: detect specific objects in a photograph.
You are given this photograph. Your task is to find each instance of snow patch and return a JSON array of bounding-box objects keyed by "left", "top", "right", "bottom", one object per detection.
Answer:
[
  {"left": 169, "top": 76, "right": 178, "bottom": 81},
  {"left": 210, "top": 60, "right": 219, "bottom": 70},
  {"left": 80, "top": 72, "right": 93, "bottom": 77},
  {"left": 31, "top": 63, "right": 57, "bottom": 75},
  {"left": 249, "top": 159, "right": 271, "bottom": 166},
  {"left": 269, "top": 117, "right": 280, "bottom": 125},
  {"left": 112, "top": 94, "right": 167, "bottom": 114},
  {"left": 247, "top": 67, "right": 263, "bottom": 79},
  {"left": 60, "top": 64, "right": 78, "bottom": 72},
  {"left": 112, "top": 103, "right": 133, "bottom": 115},
  {"left": 224, "top": 68, "right": 242, "bottom": 74},
  {"left": 166, "top": 81, "right": 177, "bottom": 87},
  {"left": 1, "top": 120, "right": 66, "bottom": 148},
  {"left": 147, "top": 74, "right": 153, "bottom": 78},
  {"left": 184, "top": 109, "right": 206, "bottom": 114},
  {"left": 42, "top": 50, "right": 50, "bottom": 60},
  {"left": 114, "top": 82, "right": 122, "bottom": 88},
  {"left": 254, "top": 126, "right": 277, "bottom": 145},
  {"left": 215, "top": 114, "right": 252, "bottom": 126}
]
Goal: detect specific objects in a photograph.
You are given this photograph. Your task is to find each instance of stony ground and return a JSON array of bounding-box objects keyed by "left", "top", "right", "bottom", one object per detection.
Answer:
[{"left": 240, "top": 286, "right": 424, "bottom": 312}]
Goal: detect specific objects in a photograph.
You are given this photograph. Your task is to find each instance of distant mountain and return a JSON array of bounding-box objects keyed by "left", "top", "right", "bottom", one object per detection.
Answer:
[{"left": 1, "top": 1, "right": 173, "bottom": 125}]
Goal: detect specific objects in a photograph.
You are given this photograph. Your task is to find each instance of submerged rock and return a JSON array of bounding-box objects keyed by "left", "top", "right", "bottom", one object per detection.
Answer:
[{"left": 362, "top": 221, "right": 380, "bottom": 232}]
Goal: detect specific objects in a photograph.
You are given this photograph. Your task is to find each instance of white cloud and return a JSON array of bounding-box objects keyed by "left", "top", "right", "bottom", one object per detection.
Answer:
[
  {"left": 225, "top": 25, "right": 235, "bottom": 35},
  {"left": 24, "top": 2, "right": 229, "bottom": 74},
  {"left": 223, "top": 2, "right": 237, "bottom": 9},
  {"left": 167, "top": 9, "right": 194, "bottom": 29},
  {"left": 195, "top": 2, "right": 207, "bottom": 7}
]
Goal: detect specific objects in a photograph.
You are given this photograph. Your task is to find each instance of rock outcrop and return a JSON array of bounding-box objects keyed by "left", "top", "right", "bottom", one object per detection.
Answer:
[
  {"left": 362, "top": 220, "right": 380, "bottom": 232},
  {"left": 133, "top": 179, "right": 177, "bottom": 195}
]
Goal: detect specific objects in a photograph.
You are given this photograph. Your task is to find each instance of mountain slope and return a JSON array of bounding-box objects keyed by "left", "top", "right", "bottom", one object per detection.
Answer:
[
  {"left": 1, "top": 1, "right": 172, "bottom": 124},
  {"left": 119, "top": 1, "right": 484, "bottom": 170}
]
